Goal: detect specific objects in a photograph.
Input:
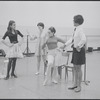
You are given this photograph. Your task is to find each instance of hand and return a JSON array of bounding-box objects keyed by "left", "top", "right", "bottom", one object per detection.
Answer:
[
  {"left": 18, "top": 42, "right": 22, "bottom": 46},
  {"left": 9, "top": 43, "right": 14, "bottom": 47},
  {"left": 56, "top": 48, "right": 62, "bottom": 52},
  {"left": 30, "top": 35, "right": 37, "bottom": 40},
  {"left": 60, "top": 44, "right": 66, "bottom": 50},
  {"left": 76, "top": 46, "right": 81, "bottom": 52}
]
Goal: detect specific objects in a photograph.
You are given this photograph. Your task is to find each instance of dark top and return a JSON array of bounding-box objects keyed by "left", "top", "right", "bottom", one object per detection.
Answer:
[{"left": 2, "top": 30, "right": 23, "bottom": 43}]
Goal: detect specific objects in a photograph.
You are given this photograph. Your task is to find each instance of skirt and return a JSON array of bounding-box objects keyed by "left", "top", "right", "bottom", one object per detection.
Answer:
[
  {"left": 71, "top": 47, "right": 86, "bottom": 65},
  {"left": 47, "top": 48, "right": 65, "bottom": 66},
  {"left": 6, "top": 43, "right": 24, "bottom": 59}
]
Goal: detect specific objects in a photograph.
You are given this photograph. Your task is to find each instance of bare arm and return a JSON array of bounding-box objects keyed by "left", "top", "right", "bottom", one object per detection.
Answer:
[
  {"left": 65, "top": 37, "right": 73, "bottom": 47},
  {"left": 2, "top": 32, "right": 13, "bottom": 47},
  {"left": 29, "top": 35, "right": 37, "bottom": 41},
  {"left": 18, "top": 36, "right": 24, "bottom": 46},
  {"left": 59, "top": 36, "right": 73, "bottom": 49},
  {"left": 57, "top": 37, "right": 66, "bottom": 44},
  {"left": 17, "top": 30, "right": 24, "bottom": 46},
  {"left": 1, "top": 39, "right": 13, "bottom": 47}
]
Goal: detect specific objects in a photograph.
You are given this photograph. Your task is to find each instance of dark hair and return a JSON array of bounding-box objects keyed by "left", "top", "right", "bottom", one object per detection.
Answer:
[
  {"left": 7, "top": 20, "right": 15, "bottom": 31},
  {"left": 74, "top": 15, "right": 84, "bottom": 25},
  {"left": 48, "top": 27, "right": 56, "bottom": 34},
  {"left": 37, "top": 22, "right": 44, "bottom": 29}
]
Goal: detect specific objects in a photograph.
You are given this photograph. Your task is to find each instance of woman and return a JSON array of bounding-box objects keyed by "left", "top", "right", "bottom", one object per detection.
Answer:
[
  {"left": 2, "top": 20, "right": 24, "bottom": 80},
  {"left": 42, "top": 27, "right": 65, "bottom": 86},
  {"left": 30, "top": 22, "right": 48, "bottom": 75},
  {"left": 61, "top": 15, "right": 86, "bottom": 92}
]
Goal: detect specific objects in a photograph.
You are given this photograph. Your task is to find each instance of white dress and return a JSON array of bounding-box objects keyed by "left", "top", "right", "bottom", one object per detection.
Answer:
[
  {"left": 35, "top": 32, "right": 48, "bottom": 56},
  {"left": 47, "top": 48, "right": 68, "bottom": 67},
  {"left": 6, "top": 43, "right": 24, "bottom": 59}
]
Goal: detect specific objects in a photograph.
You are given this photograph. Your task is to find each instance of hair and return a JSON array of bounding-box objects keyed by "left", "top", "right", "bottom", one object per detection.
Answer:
[
  {"left": 37, "top": 22, "right": 44, "bottom": 29},
  {"left": 74, "top": 15, "right": 84, "bottom": 25},
  {"left": 7, "top": 20, "right": 15, "bottom": 32},
  {"left": 48, "top": 26, "right": 56, "bottom": 34}
]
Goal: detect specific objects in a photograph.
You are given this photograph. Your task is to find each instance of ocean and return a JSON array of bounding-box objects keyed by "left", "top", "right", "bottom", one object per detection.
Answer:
[{"left": 0, "top": 25, "right": 100, "bottom": 53}]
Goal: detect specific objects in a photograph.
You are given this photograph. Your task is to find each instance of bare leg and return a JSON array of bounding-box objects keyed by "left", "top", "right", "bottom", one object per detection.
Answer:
[
  {"left": 35, "top": 56, "right": 41, "bottom": 75},
  {"left": 42, "top": 55, "right": 47, "bottom": 75},
  {"left": 74, "top": 65, "right": 78, "bottom": 87},
  {"left": 43, "top": 55, "right": 54, "bottom": 85},
  {"left": 68, "top": 64, "right": 78, "bottom": 89},
  {"left": 74, "top": 65, "right": 82, "bottom": 92},
  {"left": 51, "top": 58, "right": 57, "bottom": 84},
  {"left": 77, "top": 65, "right": 82, "bottom": 87},
  {"left": 43, "top": 63, "right": 52, "bottom": 85},
  {"left": 52, "top": 66, "right": 58, "bottom": 84}
]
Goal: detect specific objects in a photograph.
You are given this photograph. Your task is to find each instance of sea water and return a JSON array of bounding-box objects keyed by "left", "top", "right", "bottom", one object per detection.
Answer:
[{"left": 0, "top": 25, "right": 100, "bottom": 53}]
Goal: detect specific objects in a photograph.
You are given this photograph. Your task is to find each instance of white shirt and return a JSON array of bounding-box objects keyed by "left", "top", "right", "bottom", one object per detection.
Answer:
[{"left": 65, "top": 25, "right": 86, "bottom": 48}]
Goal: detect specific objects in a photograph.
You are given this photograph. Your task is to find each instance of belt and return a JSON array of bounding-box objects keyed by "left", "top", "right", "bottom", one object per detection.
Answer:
[{"left": 11, "top": 41, "right": 18, "bottom": 44}]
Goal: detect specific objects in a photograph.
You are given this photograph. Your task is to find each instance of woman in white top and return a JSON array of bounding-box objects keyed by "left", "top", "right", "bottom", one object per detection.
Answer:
[
  {"left": 61, "top": 15, "right": 86, "bottom": 92},
  {"left": 30, "top": 22, "right": 47, "bottom": 75},
  {"left": 42, "top": 27, "right": 65, "bottom": 86}
]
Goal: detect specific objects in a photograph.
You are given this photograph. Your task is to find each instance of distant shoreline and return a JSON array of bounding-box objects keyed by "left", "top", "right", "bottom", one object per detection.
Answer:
[{"left": 0, "top": 25, "right": 100, "bottom": 36}]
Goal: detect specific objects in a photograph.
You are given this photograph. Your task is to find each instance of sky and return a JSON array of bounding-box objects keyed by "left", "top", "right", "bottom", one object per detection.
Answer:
[{"left": 0, "top": 1, "right": 100, "bottom": 28}]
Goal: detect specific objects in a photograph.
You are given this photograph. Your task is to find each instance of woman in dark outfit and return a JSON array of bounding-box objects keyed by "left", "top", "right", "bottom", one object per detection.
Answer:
[
  {"left": 61, "top": 15, "right": 86, "bottom": 92},
  {"left": 2, "top": 20, "right": 24, "bottom": 80}
]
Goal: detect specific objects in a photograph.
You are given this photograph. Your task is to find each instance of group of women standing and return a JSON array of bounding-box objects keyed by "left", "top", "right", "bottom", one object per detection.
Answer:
[{"left": 1, "top": 14, "right": 86, "bottom": 93}]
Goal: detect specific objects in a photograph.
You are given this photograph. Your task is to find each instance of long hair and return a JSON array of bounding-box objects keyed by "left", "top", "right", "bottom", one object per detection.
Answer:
[{"left": 7, "top": 20, "right": 15, "bottom": 32}]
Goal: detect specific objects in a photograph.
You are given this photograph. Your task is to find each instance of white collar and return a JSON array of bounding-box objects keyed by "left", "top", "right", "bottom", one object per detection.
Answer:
[{"left": 75, "top": 25, "right": 82, "bottom": 30}]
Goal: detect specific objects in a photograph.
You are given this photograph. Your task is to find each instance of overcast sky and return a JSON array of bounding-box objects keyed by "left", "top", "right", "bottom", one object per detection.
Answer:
[{"left": 0, "top": 1, "right": 100, "bottom": 28}]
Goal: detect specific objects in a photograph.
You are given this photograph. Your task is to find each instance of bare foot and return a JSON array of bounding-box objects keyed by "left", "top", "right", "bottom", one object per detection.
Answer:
[
  {"left": 43, "top": 80, "right": 47, "bottom": 86},
  {"left": 35, "top": 72, "right": 39, "bottom": 75}
]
